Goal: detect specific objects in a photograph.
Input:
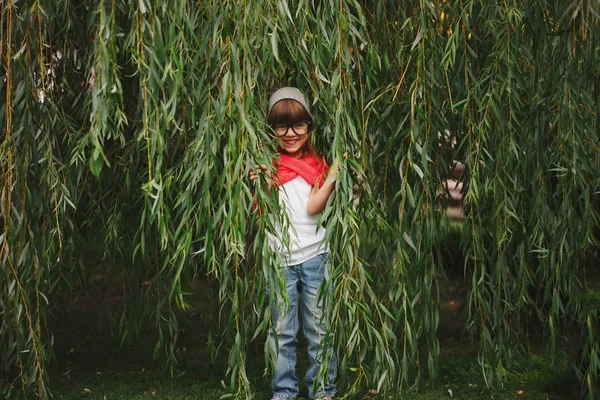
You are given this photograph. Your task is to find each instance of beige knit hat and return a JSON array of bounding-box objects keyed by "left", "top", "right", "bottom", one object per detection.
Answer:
[{"left": 268, "top": 87, "right": 313, "bottom": 121}]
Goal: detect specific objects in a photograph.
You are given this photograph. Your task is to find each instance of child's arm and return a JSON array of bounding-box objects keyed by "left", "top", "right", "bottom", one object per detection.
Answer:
[{"left": 306, "top": 160, "right": 339, "bottom": 216}]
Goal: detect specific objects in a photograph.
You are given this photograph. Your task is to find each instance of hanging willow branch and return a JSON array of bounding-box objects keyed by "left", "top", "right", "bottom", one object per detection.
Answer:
[{"left": 1, "top": 0, "right": 599, "bottom": 399}]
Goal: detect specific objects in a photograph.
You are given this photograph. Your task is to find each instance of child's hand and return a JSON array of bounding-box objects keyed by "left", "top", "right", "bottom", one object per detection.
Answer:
[
  {"left": 328, "top": 160, "right": 339, "bottom": 179},
  {"left": 249, "top": 164, "right": 271, "bottom": 185},
  {"left": 327, "top": 152, "right": 347, "bottom": 179}
]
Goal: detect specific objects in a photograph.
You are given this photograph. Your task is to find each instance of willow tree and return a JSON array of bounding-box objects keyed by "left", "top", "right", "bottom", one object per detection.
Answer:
[{"left": 1, "top": 0, "right": 599, "bottom": 399}]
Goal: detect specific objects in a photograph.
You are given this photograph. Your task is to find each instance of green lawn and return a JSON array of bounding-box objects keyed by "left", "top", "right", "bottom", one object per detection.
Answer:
[
  {"left": 51, "top": 354, "right": 576, "bottom": 400},
  {"left": 48, "top": 309, "right": 579, "bottom": 400}
]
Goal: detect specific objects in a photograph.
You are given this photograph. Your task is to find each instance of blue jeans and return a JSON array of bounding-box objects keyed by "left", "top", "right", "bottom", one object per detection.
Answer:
[{"left": 268, "top": 253, "right": 336, "bottom": 400}]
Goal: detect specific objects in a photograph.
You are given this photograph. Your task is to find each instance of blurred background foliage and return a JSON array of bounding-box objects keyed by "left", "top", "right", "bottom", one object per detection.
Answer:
[{"left": 1, "top": 0, "right": 599, "bottom": 398}]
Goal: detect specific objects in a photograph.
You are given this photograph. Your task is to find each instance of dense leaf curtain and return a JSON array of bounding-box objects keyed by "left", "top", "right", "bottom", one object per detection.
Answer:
[{"left": 1, "top": 0, "right": 599, "bottom": 398}]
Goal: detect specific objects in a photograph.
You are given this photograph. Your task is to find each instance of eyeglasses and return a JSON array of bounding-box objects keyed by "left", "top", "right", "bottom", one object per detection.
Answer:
[{"left": 272, "top": 121, "right": 312, "bottom": 137}]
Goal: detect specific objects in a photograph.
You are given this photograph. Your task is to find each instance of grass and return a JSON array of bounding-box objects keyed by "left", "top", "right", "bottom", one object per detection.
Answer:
[
  {"left": 50, "top": 351, "right": 577, "bottom": 400},
  {"left": 47, "top": 306, "right": 580, "bottom": 400}
]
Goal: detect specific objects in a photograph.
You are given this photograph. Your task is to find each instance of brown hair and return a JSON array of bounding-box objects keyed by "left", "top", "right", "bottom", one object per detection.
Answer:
[
  {"left": 267, "top": 99, "right": 313, "bottom": 126},
  {"left": 267, "top": 99, "right": 322, "bottom": 164}
]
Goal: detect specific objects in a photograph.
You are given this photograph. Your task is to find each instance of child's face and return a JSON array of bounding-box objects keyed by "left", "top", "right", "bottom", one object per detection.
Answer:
[{"left": 276, "top": 123, "right": 310, "bottom": 158}]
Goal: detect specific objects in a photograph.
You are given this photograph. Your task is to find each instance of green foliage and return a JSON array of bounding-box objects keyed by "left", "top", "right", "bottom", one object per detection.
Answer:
[{"left": 1, "top": 0, "right": 599, "bottom": 399}]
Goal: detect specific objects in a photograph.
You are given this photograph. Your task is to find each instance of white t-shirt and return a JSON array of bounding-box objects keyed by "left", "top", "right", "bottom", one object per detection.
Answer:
[{"left": 268, "top": 176, "right": 328, "bottom": 266}]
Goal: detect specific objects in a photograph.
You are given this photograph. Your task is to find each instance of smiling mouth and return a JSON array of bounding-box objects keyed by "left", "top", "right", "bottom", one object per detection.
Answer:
[{"left": 283, "top": 139, "right": 299, "bottom": 146}]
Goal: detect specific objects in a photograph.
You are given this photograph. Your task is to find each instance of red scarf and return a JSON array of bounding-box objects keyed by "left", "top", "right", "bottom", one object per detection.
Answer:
[{"left": 274, "top": 153, "right": 328, "bottom": 187}]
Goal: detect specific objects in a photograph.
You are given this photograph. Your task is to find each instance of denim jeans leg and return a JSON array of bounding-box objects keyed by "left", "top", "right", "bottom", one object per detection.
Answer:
[
  {"left": 300, "top": 253, "right": 336, "bottom": 399},
  {"left": 269, "top": 266, "right": 300, "bottom": 400}
]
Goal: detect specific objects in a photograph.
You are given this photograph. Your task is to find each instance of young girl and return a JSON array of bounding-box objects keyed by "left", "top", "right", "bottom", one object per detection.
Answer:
[{"left": 249, "top": 87, "right": 337, "bottom": 400}]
